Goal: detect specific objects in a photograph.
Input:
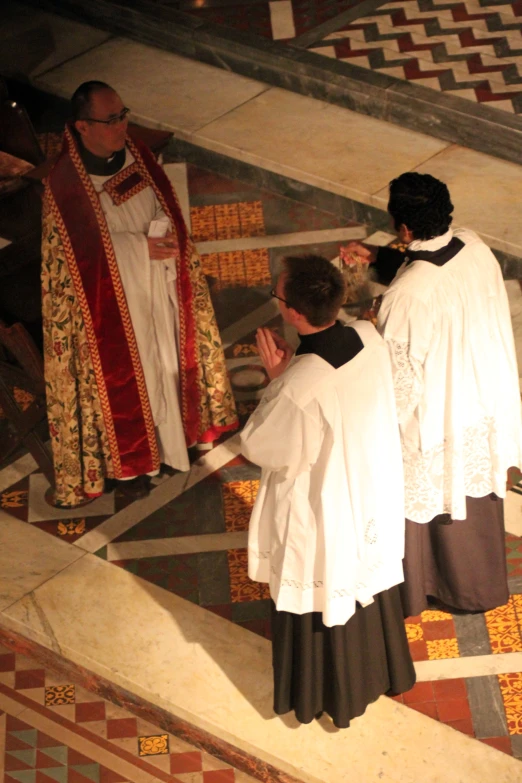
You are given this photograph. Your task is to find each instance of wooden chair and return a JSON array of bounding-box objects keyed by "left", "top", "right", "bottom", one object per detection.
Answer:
[{"left": 0, "top": 318, "right": 55, "bottom": 488}]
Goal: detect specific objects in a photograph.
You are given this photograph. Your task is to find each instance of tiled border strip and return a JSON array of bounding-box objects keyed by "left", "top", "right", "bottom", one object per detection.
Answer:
[
  {"left": 19, "top": 0, "right": 522, "bottom": 166},
  {"left": 0, "top": 625, "right": 305, "bottom": 783},
  {"left": 0, "top": 681, "right": 184, "bottom": 783},
  {"left": 164, "top": 135, "right": 522, "bottom": 281}
]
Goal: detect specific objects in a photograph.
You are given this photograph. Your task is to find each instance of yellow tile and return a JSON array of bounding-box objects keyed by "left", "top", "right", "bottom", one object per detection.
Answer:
[
  {"left": 218, "top": 251, "right": 246, "bottom": 287},
  {"left": 200, "top": 253, "right": 220, "bottom": 279},
  {"left": 45, "top": 684, "right": 75, "bottom": 706},
  {"left": 190, "top": 206, "right": 216, "bottom": 242},
  {"left": 512, "top": 593, "right": 522, "bottom": 625},
  {"left": 201, "top": 245, "right": 270, "bottom": 289},
  {"left": 138, "top": 734, "right": 169, "bottom": 756},
  {"left": 222, "top": 480, "right": 259, "bottom": 532},
  {"left": 420, "top": 608, "right": 452, "bottom": 622},
  {"left": 485, "top": 598, "right": 522, "bottom": 654},
  {"left": 259, "top": 583, "right": 271, "bottom": 600},
  {"left": 498, "top": 672, "right": 522, "bottom": 735},
  {"left": 238, "top": 200, "right": 265, "bottom": 237},
  {"left": 0, "top": 490, "right": 28, "bottom": 509},
  {"left": 215, "top": 203, "right": 241, "bottom": 240},
  {"left": 243, "top": 248, "right": 271, "bottom": 287},
  {"left": 232, "top": 343, "right": 259, "bottom": 357},
  {"left": 57, "top": 519, "right": 86, "bottom": 537},
  {"left": 228, "top": 548, "right": 264, "bottom": 603},
  {"left": 405, "top": 623, "right": 424, "bottom": 643},
  {"left": 426, "top": 638, "right": 460, "bottom": 660}
]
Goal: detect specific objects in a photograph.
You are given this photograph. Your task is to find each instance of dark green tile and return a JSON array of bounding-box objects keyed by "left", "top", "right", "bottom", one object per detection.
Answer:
[
  {"left": 231, "top": 598, "right": 271, "bottom": 623},
  {"left": 197, "top": 551, "right": 230, "bottom": 606},
  {"left": 113, "top": 480, "right": 225, "bottom": 542}
]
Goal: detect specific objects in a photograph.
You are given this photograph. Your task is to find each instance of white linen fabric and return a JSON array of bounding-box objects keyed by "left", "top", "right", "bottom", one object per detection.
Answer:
[
  {"left": 241, "top": 321, "right": 405, "bottom": 627},
  {"left": 377, "top": 227, "right": 522, "bottom": 523},
  {"left": 90, "top": 149, "right": 189, "bottom": 472}
]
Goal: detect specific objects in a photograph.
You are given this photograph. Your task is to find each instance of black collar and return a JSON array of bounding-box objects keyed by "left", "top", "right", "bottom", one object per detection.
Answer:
[
  {"left": 297, "top": 321, "right": 340, "bottom": 351},
  {"left": 296, "top": 321, "right": 363, "bottom": 369},
  {"left": 406, "top": 236, "right": 465, "bottom": 267}
]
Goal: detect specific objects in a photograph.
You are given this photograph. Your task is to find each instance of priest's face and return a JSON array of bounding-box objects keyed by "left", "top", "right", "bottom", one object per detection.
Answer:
[{"left": 75, "top": 88, "right": 129, "bottom": 158}]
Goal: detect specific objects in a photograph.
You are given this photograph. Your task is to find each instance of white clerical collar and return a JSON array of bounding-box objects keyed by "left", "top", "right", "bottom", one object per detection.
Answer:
[{"left": 408, "top": 228, "right": 453, "bottom": 253}]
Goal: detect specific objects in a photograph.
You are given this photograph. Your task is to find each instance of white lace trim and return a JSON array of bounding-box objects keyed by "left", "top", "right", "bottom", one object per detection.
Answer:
[
  {"left": 388, "top": 340, "right": 423, "bottom": 425},
  {"left": 269, "top": 558, "right": 386, "bottom": 600},
  {"left": 403, "top": 415, "right": 518, "bottom": 522},
  {"left": 365, "top": 518, "right": 377, "bottom": 544}
]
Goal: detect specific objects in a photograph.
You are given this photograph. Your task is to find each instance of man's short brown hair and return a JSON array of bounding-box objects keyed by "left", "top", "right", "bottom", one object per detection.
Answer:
[{"left": 282, "top": 255, "right": 346, "bottom": 327}]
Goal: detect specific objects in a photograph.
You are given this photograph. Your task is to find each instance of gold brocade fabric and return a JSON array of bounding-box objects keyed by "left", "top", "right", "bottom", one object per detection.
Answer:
[
  {"left": 187, "top": 239, "right": 238, "bottom": 439},
  {"left": 41, "top": 191, "right": 113, "bottom": 507}
]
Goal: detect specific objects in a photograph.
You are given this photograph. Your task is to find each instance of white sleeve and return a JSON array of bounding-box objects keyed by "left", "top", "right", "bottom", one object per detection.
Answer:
[{"left": 240, "top": 379, "right": 321, "bottom": 479}]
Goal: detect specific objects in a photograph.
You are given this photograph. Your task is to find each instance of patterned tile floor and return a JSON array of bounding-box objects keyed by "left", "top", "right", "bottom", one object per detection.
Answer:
[
  {"left": 1, "top": 161, "right": 522, "bottom": 761},
  {"left": 0, "top": 642, "right": 258, "bottom": 783},
  {"left": 309, "top": 0, "right": 522, "bottom": 114}
]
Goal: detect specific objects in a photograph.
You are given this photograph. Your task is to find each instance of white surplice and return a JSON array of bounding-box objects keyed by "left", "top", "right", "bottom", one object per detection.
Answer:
[
  {"left": 90, "top": 149, "right": 189, "bottom": 472},
  {"left": 240, "top": 321, "right": 405, "bottom": 627},
  {"left": 377, "top": 227, "right": 522, "bottom": 523}
]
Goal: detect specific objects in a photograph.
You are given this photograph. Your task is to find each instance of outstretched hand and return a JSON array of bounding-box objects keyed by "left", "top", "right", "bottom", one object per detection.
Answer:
[
  {"left": 341, "top": 241, "right": 375, "bottom": 265},
  {"left": 256, "top": 327, "right": 294, "bottom": 380}
]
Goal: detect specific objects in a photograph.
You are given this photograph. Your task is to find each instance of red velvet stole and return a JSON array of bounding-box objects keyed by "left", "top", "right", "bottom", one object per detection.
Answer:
[{"left": 47, "top": 127, "right": 159, "bottom": 477}]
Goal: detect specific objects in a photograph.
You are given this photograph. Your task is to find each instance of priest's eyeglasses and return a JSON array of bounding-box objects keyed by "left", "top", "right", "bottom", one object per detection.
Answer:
[
  {"left": 86, "top": 107, "right": 130, "bottom": 126},
  {"left": 270, "top": 287, "right": 292, "bottom": 307}
]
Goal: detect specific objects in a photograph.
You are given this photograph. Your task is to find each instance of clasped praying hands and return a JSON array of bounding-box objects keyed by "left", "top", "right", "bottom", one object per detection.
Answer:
[{"left": 256, "top": 327, "right": 294, "bottom": 380}]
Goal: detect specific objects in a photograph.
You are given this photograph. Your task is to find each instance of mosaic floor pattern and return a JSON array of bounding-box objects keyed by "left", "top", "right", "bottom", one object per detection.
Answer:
[
  {"left": 309, "top": 0, "right": 522, "bottom": 114},
  {"left": 0, "top": 643, "right": 258, "bottom": 783}
]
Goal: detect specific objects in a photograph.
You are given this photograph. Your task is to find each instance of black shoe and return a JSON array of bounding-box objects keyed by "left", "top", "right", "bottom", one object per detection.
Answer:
[
  {"left": 104, "top": 478, "right": 117, "bottom": 494},
  {"left": 116, "top": 475, "right": 151, "bottom": 500}
]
